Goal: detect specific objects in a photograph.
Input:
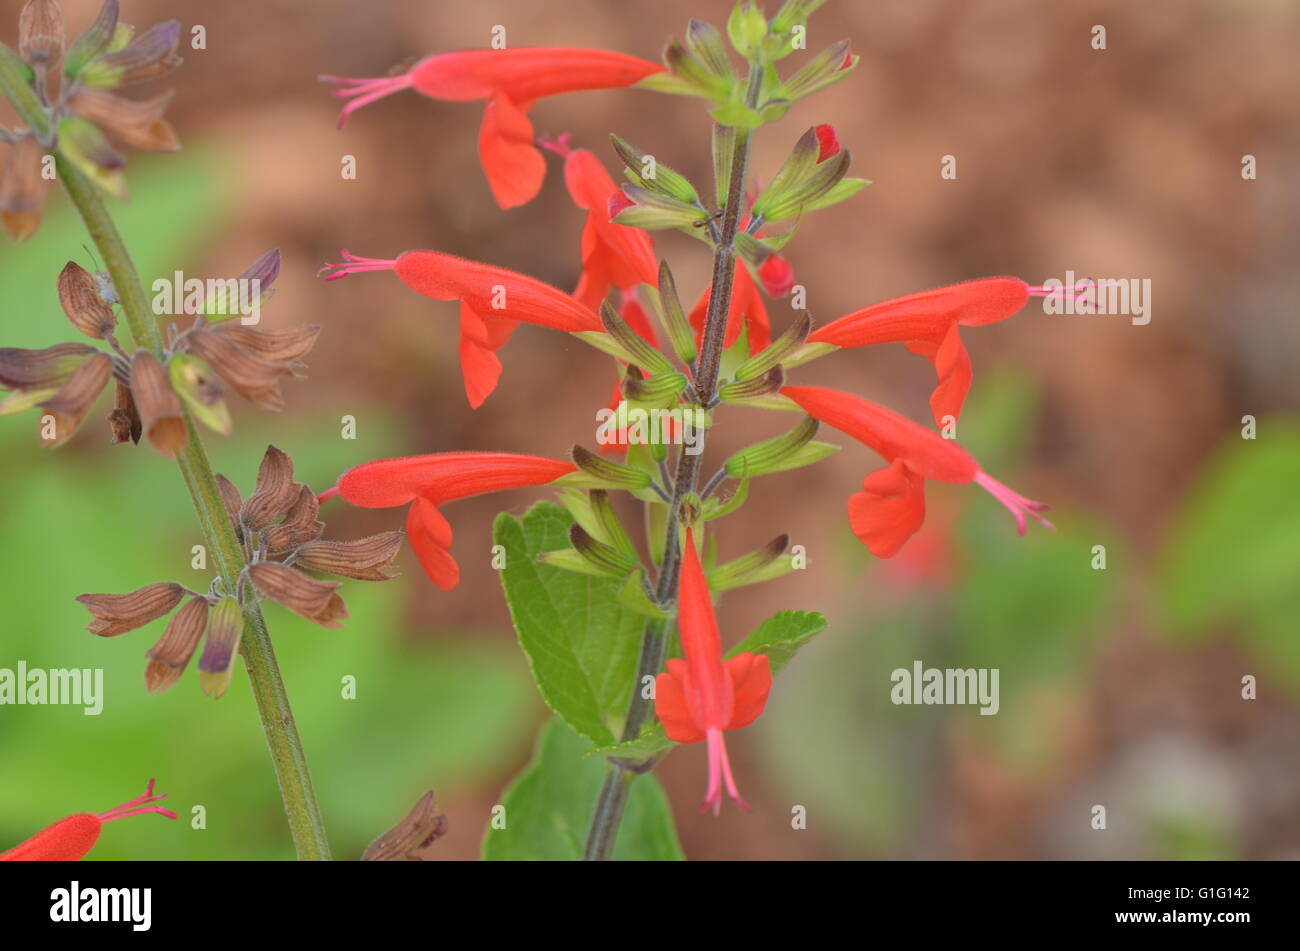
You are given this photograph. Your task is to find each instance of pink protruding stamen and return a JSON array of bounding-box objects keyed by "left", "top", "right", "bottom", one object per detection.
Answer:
[
  {"left": 316, "top": 485, "right": 341, "bottom": 504},
  {"left": 699, "top": 728, "right": 748, "bottom": 815},
  {"left": 318, "top": 249, "right": 398, "bottom": 282},
  {"left": 973, "top": 471, "right": 1055, "bottom": 536},
  {"left": 1028, "top": 281, "right": 1093, "bottom": 304},
  {"left": 715, "top": 730, "right": 750, "bottom": 813},
  {"left": 320, "top": 72, "right": 415, "bottom": 129},
  {"left": 539, "top": 133, "right": 574, "bottom": 158},
  {"left": 96, "top": 779, "right": 179, "bottom": 823},
  {"left": 700, "top": 728, "right": 724, "bottom": 816}
]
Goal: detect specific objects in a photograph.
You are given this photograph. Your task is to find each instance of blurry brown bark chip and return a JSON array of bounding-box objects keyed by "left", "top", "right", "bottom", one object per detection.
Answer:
[{"left": 362, "top": 792, "right": 448, "bottom": 861}]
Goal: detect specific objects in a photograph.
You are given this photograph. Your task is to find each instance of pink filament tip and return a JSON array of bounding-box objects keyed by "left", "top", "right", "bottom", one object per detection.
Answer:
[
  {"left": 1027, "top": 281, "right": 1093, "bottom": 304},
  {"left": 97, "top": 779, "right": 179, "bottom": 823},
  {"left": 699, "top": 728, "right": 750, "bottom": 816},
  {"left": 973, "top": 471, "right": 1055, "bottom": 535},
  {"left": 320, "top": 72, "right": 415, "bottom": 129},
  {"left": 318, "top": 249, "right": 397, "bottom": 282},
  {"left": 539, "top": 133, "right": 574, "bottom": 158}
]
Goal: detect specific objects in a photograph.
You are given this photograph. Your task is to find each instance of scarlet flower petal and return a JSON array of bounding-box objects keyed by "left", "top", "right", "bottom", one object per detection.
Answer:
[
  {"left": 406, "top": 497, "right": 460, "bottom": 591},
  {"left": 654, "top": 659, "right": 706, "bottom": 744},
  {"left": 846, "top": 459, "right": 927, "bottom": 557},
  {"left": 336, "top": 451, "right": 576, "bottom": 509},
  {"left": 782, "top": 384, "right": 978, "bottom": 484},
  {"left": 903, "top": 323, "right": 973, "bottom": 425},
  {"left": 724, "top": 652, "right": 772, "bottom": 731},
  {"left": 813, "top": 123, "right": 840, "bottom": 163},
  {"left": 478, "top": 92, "right": 546, "bottom": 209}
]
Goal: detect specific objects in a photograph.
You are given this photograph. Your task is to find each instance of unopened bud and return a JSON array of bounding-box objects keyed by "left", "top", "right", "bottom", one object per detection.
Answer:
[
  {"left": 197, "top": 596, "right": 243, "bottom": 699},
  {"left": 168, "top": 353, "right": 231, "bottom": 437}
]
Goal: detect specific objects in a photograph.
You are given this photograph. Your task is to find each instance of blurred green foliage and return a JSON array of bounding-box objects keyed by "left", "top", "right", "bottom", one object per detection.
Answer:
[
  {"left": 1159, "top": 420, "right": 1300, "bottom": 694},
  {"left": 0, "top": 151, "right": 537, "bottom": 860},
  {"left": 757, "top": 372, "right": 1121, "bottom": 855}
]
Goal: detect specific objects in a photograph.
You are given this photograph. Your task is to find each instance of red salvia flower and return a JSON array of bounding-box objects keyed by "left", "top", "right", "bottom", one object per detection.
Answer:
[
  {"left": 1, "top": 779, "right": 177, "bottom": 861},
  {"left": 782, "top": 384, "right": 1054, "bottom": 557},
  {"left": 323, "top": 48, "right": 663, "bottom": 208},
  {"left": 321, "top": 249, "right": 602, "bottom": 408},
  {"left": 543, "top": 135, "right": 658, "bottom": 312},
  {"left": 655, "top": 528, "right": 772, "bottom": 815},
  {"left": 807, "top": 278, "right": 1073, "bottom": 425},
  {"left": 320, "top": 452, "right": 576, "bottom": 590},
  {"left": 689, "top": 259, "right": 774, "bottom": 353}
]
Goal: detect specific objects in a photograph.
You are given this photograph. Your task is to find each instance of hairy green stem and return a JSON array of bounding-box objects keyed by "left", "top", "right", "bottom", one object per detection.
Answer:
[
  {"left": 583, "top": 68, "right": 762, "bottom": 862},
  {"left": 56, "top": 156, "right": 332, "bottom": 860}
]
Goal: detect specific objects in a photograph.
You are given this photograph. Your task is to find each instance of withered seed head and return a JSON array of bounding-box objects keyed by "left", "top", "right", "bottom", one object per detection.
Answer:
[
  {"left": 38, "top": 351, "right": 112, "bottom": 447},
  {"left": 129, "top": 350, "right": 186, "bottom": 455},
  {"left": 0, "top": 342, "right": 98, "bottom": 389},
  {"left": 212, "top": 324, "right": 320, "bottom": 367},
  {"left": 168, "top": 353, "right": 231, "bottom": 437},
  {"left": 240, "top": 445, "right": 298, "bottom": 531},
  {"left": 185, "top": 328, "right": 288, "bottom": 411},
  {"left": 262, "top": 484, "right": 324, "bottom": 554},
  {"left": 247, "top": 562, "right": 347, "bottom": 629},
  {"left": 57, "top": 261, "right": 117, "bottom": 339},
  {"left": 214, "top": 473, "right": 244, "bottom": 543},
  {"left": 18, "top": 0, "right": 65, "bottom": 66},
  {"left": 106, "top": 380, "right": 142, "bottom": 444},
  {"left": 0, "top": 136, "right": 52, "bottom": 241},
  {"left": 197, "top": 596, "right": 243, "bottom": 699},
  {"left": 362, "top": 792, "right": 448, "bottom": 861},
  {"left": 294, "top": 532, "right": 404, "bottom": 582},
  {"left": 144, "top": 595, "right": 209, "bottom": 694},
  {"left": 67, "top": 87, "right": 179, "bottom": 152},
  {"left": 77, "top": 582, "right": 186, "bottom": 637}
]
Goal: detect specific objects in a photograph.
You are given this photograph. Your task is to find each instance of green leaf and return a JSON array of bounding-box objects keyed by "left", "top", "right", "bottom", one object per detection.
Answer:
[
  {"left": 494, "top": 502, "right": 645, "bottom": 746},
  {"left": 727, "top": 609, "right": 827, "bottom": 673},
  {"left": 586, "top": 725, "right": 677, "bottom": 761},
  {"left": 483, "top": 719, "right": 684, "bottom": 860},
  {"left": 1158, "top": 423, "right": 1300, "bottom": 692}
]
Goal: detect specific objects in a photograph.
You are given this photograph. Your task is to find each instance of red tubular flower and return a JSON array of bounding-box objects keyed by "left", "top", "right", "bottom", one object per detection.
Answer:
[
  {"left": 321, "top": 452, "right": 576, "bottom": 590},
  {"left": 0, "top": 779, "right": 177, "bottom": 861},
  {"left": 807, "top": 278, "right": 1039, "bottom": 425},
  {"left": 543, "top": 135, "right": 658, "bottom": 311},
  {"left": 782, "top": 384, "right": 1053, "bottom": 557},
  {"left": 324, "top": 48, "right": 664, "bottom": 209},
  {"left": 320, "top": 249, "right": 601, "bottom": 408},
  {"left": 654, "top": 529, "right": 772, "bottom": 815}
]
